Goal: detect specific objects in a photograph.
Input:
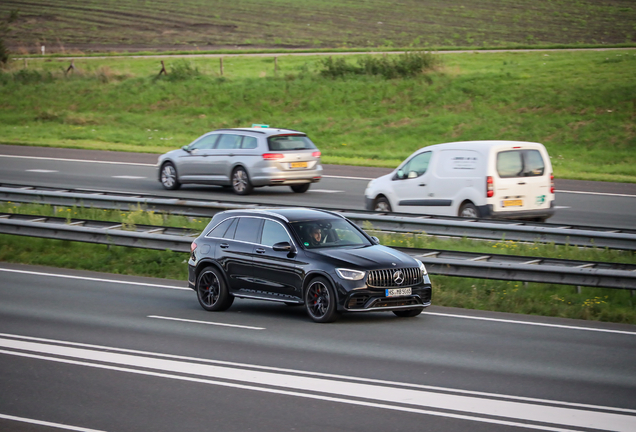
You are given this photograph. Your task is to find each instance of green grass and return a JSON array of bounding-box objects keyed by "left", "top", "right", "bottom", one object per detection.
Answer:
[
  {"left": 1, "top": 203, "right": 635, "bottom": 323},
  {"left": 1, "top": 50, "right": 635, "bottom": 182},
  {"left": 1, "top": 0, "right": 635, "bottom": 53}
]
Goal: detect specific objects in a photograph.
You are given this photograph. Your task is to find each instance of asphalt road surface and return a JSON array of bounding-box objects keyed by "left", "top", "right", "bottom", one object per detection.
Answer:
[
  {"left": 1, "top": 263, "right": 635, "bottom": 432},
  {"left": 0, "top": 145, "right": 635, "bottom": 229}
]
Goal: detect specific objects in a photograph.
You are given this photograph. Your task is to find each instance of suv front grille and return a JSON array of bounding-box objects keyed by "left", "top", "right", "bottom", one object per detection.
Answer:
[{"left": 366, "top": 267, "right": 422, "bottom": 288}]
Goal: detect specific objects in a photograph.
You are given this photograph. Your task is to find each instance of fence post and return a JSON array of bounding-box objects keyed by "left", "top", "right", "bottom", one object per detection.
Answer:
[
  {"left": 275, "top": 56, "right": 278, "bottom": 74},
  {"left": 158, "top": 61, "right": 167, "bottom": 76},
  {"left": 65, "top": 60, "right": 76, "bottom": 75},
  {"left": 220, "top": 57, "right": 223, "bottom": 76}
]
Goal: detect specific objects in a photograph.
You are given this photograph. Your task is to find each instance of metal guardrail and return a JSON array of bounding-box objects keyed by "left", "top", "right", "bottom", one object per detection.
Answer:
[
  {"left": 2, "top": 183, "right": 636, "bottom": 251},
  {"left": 0, "top": 213, "right": 634, "bottom": 289}
]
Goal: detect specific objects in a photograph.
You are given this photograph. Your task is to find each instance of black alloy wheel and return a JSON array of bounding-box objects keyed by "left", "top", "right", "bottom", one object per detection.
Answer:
[
  {"left": 231, "top": 167, "right": 253, "bottom": 195},
  {"left": 290, "top": 183, "right": 310, "bottom": 193},
  {"left": 374, "top": 196, "right": 392, "bottom": 212},
  {"left": 196, "top": 267, "right": 234, "bottom": 311},
  {"left": 160, "top": 162, "right": 181, "bottom": 190},
  {"left": 393, "top": 308, "right": 423, "bottom": 318},
  {"left": 305, "top": 277, "right": 339, "bottom": 323}
]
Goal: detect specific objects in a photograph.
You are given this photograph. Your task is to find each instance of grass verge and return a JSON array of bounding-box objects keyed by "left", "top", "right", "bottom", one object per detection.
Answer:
[{"left": 1, "top": 203, "right": 634, "bottom": 324}]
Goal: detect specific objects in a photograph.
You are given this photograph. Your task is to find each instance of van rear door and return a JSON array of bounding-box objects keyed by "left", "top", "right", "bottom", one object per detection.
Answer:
[{"left": 492, "top": 146, "right": 551, "bottom": 214}]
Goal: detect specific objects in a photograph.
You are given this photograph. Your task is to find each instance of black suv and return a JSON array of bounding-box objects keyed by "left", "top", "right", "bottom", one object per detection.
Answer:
[{"left": 188, "top": 208, "right": 432, "bottom": 322}]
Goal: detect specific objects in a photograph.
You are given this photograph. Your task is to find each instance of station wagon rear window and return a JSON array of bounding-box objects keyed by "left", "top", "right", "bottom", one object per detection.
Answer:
[
  {"left": 497, "top": 150, "right": 545, "bottom": 178},
  {"left": 268, "top": 135, "right": 317, "bottom": 151}
]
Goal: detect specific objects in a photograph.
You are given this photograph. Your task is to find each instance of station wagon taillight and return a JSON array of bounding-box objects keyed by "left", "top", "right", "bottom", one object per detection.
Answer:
[
  {"left": 312, "top": 151, "right": 321, "bottom": 158},
  {"left": 550, "top": 173, "right": 555, "bottom": 193},
  {"left": 262, "top": 153, "right": 284, "bottom": 160},
  {"left": 190, "top": 242, "right": 197, "bottom": 253},
  {"left": 486, "top": 176, "right": 494, "bottom": 197}
]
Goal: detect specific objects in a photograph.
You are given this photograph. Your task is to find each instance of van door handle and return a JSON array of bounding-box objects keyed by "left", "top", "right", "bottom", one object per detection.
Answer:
[
  {"left": 220, "top": 243, "right": 229, "bottom": 249},
  {"left": 419, "top": 183, "right": 426, "bottom": 187},
  {"left": 518, "top": 182, "right": 526, "bottom": 185},
  {"left": 255, "top": 248, "right": 266, "bottom": 254}
]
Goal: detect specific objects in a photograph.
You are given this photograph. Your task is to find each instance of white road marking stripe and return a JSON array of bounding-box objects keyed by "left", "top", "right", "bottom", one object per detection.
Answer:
[
  {"left": 1, "top": 337, "right": 634, "bottom": 431},
  {"left": 554, "top": 206, "right": 571, "bottom": 209},
  {"left": 25, "top": 169, "right": 58, "bottom": 173},
  {"left": 0, "top": 154, "right": 154, "bottom": 167},
  {"left": 111, "top": 175, "right": 146, "bottom": 179},
  {"left": 0, "top": 268, "right": 189, "bottom": 290},
  {"left": 4, "top": 332, "right": 635, "bottom": 415},
  {"left": 323, "top": 174, "right": 373, "bottom": 181},
  {"left": 559, "top": 190, "right": 636, "bottom": 198},
  {"left": 0, "top": 413, "right": 106, "bottom": 432},
  {"left": 148, "top": 315, "right": 265, "bottom": 330},
  {"left": 308, "top": 189, "right": 344, "bottom": 193},
  {"left": 422, "top": 311, "right": 636, "bottom": 336}
]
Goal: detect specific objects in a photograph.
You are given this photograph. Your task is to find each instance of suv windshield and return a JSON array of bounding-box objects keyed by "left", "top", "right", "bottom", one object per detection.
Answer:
[
  {"left": 268, "top": 135, "right": 317, "bottom": 151},
  {"left": 291, "top": 218, "right": 371, "bottom": 249}
]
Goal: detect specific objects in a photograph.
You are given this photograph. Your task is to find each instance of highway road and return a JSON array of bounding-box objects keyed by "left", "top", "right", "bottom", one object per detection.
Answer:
[
  {"left": 1, "top": 145, "right": 636, "bottom": 229},
  {"left": 1, "top": 263, "right": 636, "bottom": 432}
]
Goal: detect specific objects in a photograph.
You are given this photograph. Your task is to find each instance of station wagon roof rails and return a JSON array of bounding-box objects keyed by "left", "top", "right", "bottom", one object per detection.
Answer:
[{"left": 213, "top": 128, "right": 267, "bottom": 134}]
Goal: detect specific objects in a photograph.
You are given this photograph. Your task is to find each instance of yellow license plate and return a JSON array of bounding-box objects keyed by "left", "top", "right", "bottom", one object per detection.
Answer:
[
  {"left": 290, "top": 162, "right": 307, "bottom": 168},
  {"left": 503, "top": 199, "right": 523, "bottom": 207}
]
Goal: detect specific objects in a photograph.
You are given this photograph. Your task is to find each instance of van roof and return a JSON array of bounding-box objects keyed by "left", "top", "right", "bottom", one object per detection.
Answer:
[{"left": 419, "top": 140, "right": 546, "bottom": 153}]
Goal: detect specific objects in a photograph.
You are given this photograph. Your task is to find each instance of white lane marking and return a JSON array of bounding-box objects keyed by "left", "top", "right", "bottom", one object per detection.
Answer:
[
  {"left": 308, "top": 189, "right": 344, "bottom": 193},
  {"left": 111, "top": 175, "right": 146, "bottom": 179},
  {"left": 1, "top": 336, "right": 635, "bottom": 431},
  {"left": 0, "top": 268, "right": 189, "bottom": 291},
  {"left": 0, "top": 413, "right": 106, "bottom": 432},
  {"left": 4, "top": 332, "right": 636, "bottom": 415},
  {"left": 323, "top": 174, "right": 373, "bottom": 181},
  {"left": 554, "top": 206, "right": 571, "bottom": 209},
  {"left": 559, "top": 190, "right": 636, "bottom": 198},
  {"left": 422, "top": 311, "right": 636, "bottom": 336},
  {"left": 148, "top": 315, "right": 265, "bottom": 330},
  {"left": 26, "top": 169, "right": 58, "bottom": 173},
  {"left": 0, "top": 154, "right": 154, "bottom": 167}
]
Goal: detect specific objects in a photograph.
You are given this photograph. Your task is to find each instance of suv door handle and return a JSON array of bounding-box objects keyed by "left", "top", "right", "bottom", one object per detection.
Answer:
[
  {"left": 220, "top": 243, "right": 229, "bottom": 249},
  {"left": 255, "top": 248, "right": 266, "bottom": 254}
]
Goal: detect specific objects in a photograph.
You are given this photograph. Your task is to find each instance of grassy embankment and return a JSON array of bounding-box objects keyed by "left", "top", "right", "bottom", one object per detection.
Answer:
[
  {"left": 2, "top": 0, "right": 635, "bottom": 52},
  {"left": 1, "top": 203, "right": 634, "bottom": 324},
  {"left": 0, "top": 49, "right": 635, "bottom": 182}
]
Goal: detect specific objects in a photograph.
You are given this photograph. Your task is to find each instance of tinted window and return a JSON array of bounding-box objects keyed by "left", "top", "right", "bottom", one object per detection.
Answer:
[
  {"left": 207, "top": 218, "right": 233, "bottom": 238},
  {"left": 241, "top": 136, "right": 258, "bottom": 149},
  {"left": 268, "top": 135, "right": 316, "bottom": 151},
  {"left": 497, "top": 150, "right": 545, "bottom": 178},
  {"left": 215, "top": 134, "right": 242, "bottom": 150},
  {"left": 222, "top": 218, "right": 238, "bottom": 239},
  {"left": 261, "top": 220, "right": 291, "bottom": 246},
  {"left": 189, "top": 134, "right": 218, "bottom": 150},
  {"left": 234, "top": 217, "right": 264, "bottom": 243}
]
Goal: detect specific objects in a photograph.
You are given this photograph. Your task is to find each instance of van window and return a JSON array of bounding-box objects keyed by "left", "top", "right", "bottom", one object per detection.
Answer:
[
  {"left": 497, "top": 150, "right": 545, "bottom": 178},
  {"left": 399, "top": 152, "right": 431, "bottom": 178}
]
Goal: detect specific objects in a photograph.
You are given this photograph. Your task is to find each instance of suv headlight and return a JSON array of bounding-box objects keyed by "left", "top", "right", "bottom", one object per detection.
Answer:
[
  {"left": 336, "top": 268, "right": 366, "bottom": 281},
  {"left": 415, "top": 259, "right": 428, "bottom": 276}
]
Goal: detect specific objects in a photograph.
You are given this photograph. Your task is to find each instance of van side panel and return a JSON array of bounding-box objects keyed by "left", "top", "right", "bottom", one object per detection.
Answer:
[{"left": 433, "top": 149, "right": 485, "bottom": 216}]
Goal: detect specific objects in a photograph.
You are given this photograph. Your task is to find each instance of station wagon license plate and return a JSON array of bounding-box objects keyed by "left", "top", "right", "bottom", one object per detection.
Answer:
[
  {"left": 290, "top": 162, "right": 307, "bottom": 169},
  {"left": 386, "top": 288, "right": 412, "bottom": 297},
  {"left": 502, "top": 199, "right": 523, "bottom": 207}
]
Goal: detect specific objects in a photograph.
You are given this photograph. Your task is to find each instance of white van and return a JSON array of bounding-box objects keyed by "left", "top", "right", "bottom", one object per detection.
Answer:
[{"left": 364, "top": 141, "right": 555, "bottom": 221}]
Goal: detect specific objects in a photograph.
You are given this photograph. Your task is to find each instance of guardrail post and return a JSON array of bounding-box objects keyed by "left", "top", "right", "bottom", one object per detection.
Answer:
[
  {"left": 220, "top": 57, "right": 223, "bottom": 76},
  {"left": 576, "top": 286, "right": 582, "bottom": 294}
]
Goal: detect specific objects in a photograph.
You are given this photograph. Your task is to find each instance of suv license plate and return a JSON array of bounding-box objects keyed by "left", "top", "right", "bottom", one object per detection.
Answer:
[
  {"left": 502, "top": 199, "right": 523, "bottom": 207},
  {"left": 386, "top": 288, "right": 412, "bottom": 297},
  {"left": 290, "top": 162, "right": 307, "bottom": 169}
]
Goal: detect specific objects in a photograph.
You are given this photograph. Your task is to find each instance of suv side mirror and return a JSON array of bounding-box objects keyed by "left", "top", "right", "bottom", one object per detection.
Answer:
[
  {"left": 273, "top": 241, "right": 295, "bottom": 252},
  {"left": 371, "top": 236, "right": 380, "bottom": 245}
]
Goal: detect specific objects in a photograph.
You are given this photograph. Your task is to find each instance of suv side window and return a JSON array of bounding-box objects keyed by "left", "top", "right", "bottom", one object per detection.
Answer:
[
  {"left": 234, "top": 217, "right": 264, "bottom": 243},
  {"left": 215, "top": 134, "right": 242, "bottom": 150},
  {"left": 398, "top": 151, "right": 431, "bottom": 179},
  {"left": 208, "top": 218, "right": 234, "bottom": 238},
  {"left": 241, "top": 136, "right": 258, "bottom": 149},
  {"left": 261, "top": 220, "right": 291, "bottom": 246},
  {"left": 189, "top": 134, "right": 218, "bottom": 150}
]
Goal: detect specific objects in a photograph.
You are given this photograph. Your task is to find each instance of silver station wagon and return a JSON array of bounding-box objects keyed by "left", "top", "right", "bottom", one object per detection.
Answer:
[{"left": 158, "top": 126, "right": 323, "bottom": 195}]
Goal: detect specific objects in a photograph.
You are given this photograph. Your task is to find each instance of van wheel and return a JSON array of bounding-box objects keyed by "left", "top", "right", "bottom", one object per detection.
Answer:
[
  {"left": 374, "top": 197, "right": 392, "bottom": 213},
  {"left": 459, "top": 202, "right": 479, "bottom": 218}
]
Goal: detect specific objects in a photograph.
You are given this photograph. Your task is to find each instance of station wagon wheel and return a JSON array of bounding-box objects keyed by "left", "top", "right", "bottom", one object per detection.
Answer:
[
  {"left": 196, "top": 267, "right": 234, "bottom": 311},
  {"left": 305, "top": 277, "right": 339, "bottom": 323},
  {"left": 459, "top": 202, "right": 479, "bottom": 218},
  {"left": 393, "top": 308, "right": 423, "bottom": 318},
  {"left": 160, "top": 162, "right": 181, "bottom": 190},
  {"left": 374, "top": 196, "right": 392, "bottom": 213},
  {"left": 231, "top": 167, "right": 253, "bottom": 195},
  {"left": 291, "top": 183, "right": 310, "bottom": 193}
]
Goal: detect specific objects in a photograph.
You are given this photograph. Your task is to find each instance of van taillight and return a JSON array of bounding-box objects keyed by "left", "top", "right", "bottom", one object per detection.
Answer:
[
  {"left": 486, "top": 176, "right": 494, "bottom": 197},
  {"left": 190, "top": 242, "right": 197, "bottom": 253},
  {"left": 550, "top": 173, "right": 555, "bottom": 194},
  {"left": 263, "top": 153, "right": 284, "bottom": 160}
]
